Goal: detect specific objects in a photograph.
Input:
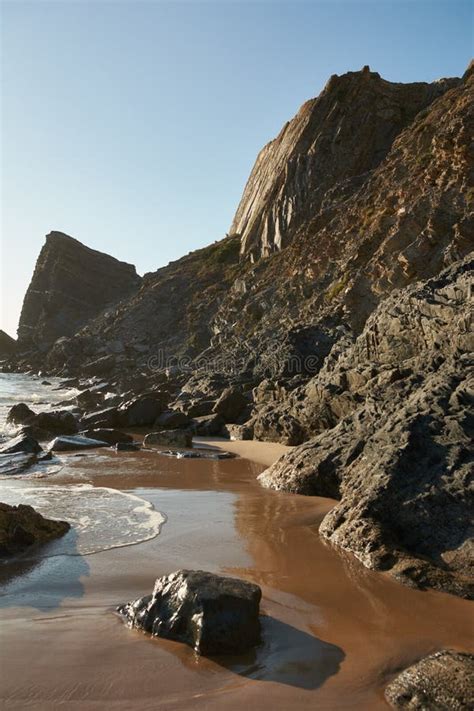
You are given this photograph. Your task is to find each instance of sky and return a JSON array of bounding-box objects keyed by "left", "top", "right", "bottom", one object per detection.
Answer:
[{"left": 1, "top": 0, "right": 472, "bottom": 338}]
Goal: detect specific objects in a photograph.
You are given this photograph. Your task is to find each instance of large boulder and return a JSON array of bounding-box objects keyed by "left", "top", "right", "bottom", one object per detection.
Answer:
[
  {"left": 79, "top": 428, "right": 133, "bottom": 445},
  {"left": 6, "top": 403, "right": 36, "bottom": 426},
  {"left": 119, "top": 394, "right": 167, "bottom": 426},
  {"left": 144, "top": 430, "right": 192, "bottom": 448},
  {"left": 31, "top": 410, "right": 78, "bottom": 436},
  {"left": 49, "top": 435, "right": 109, "bottom": 451},
  {"left": 117, "top": 569, "right": 262, "bottom": 655},
  {"left": 0, "top": 502, "right": 70, "bottom": 556},
  {"left": 0, "top": 433, "right": 42, "bottom": 455},
  {"left": 385, "top": 650, "right": 474, "bottom": 710},
  {"left": 212, "top": 387, "right": 248, "bottom": 423},
  {"left": 80, "top": 406, "right": 122, "bottom": 429}
]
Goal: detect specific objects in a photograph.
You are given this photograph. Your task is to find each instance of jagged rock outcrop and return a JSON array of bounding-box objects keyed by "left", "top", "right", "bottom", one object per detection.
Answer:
[
  {"left": 231, "top": 66, "right": 460, "bottom": 260},
  {"left": 0, "top": 502, "right": 70, "bottom": 556},
  {"left": 259, "top": 257, "right": 474, "bottom": 597},
  {"left": 17, "top": 231, "right": 141, "bottom": 350}
]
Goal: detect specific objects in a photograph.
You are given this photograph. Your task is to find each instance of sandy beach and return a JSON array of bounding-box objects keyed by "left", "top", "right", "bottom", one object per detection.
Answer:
[{"left": 1, "top": 441, "right": 473, "bottom": 710}]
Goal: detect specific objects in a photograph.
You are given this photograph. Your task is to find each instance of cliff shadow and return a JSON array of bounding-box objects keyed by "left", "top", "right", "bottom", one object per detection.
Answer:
[{"left": 0, "top": 528, "right": 89, "bottom": 611}]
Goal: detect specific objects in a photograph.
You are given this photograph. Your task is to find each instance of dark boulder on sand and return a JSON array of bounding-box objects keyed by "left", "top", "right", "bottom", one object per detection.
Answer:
[
  {"left": 80, "top": 428, "right": 133, "bottom": 445},
  {"left": 0, "top": 502, "right": 70, "bottom": 556},
  {"left": 385, "top": 650, "right": 474, "bottom": 710},
  {"left": 117, "top": 569, "right": 262, "bottom": 655}
]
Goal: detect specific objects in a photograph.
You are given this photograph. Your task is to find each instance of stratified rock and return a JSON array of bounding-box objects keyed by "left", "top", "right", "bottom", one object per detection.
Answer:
[
  {"left": 260, "top": 258, "right": 474, "bottom": 597},
  {"left": 212, "top": 387, "right": 247, "bottom": 422},
  {"left": 80, "top": 428, "right": 133, "bottom": 445},
  {"left": 144, "top": 430, "right": 192, "bottom": 448},
  {"left": 49, "top": 435, "right": 109, "bottom": 451},
  {"left": 0, "top": 433, "right": 42, "bottom": 455},
  {"left": 0, "top": 452, "right": 38, "bottom": 476},
  {"left": 385, "top": 650, "right": 474, "bottom": 710},
  {"left": 155, "top": 409, "right": 191, "bottom": 429},
  {"left": 253, "top": 408, "right": 305, "bottom": 446},
  {"left": 0, "top": 330, "right": 17, "bottom": 358},
  {"left": 232, "top": 67, "right": 459, "bottom": 259},
  {"left": 117, "top": 569, "right": 262, "bottom": 655},
  {"left": 17, "top": 231, "right": 141, "bottom": 349},
  {"left": 0, "top": 502, "right": 70, "bottom": 556}
]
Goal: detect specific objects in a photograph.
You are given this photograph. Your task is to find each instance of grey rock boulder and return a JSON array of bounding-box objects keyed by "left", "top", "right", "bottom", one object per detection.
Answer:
[
  {"left": 49, "top": 435, "right": 109, "bottom": 452},
  {"left": 385, "top": 650, "right": 474, "bottom": 710},
  {"left": 117, "top": 569, "right": 261, "bottom": 655},
  {"left": 0, "top": 433, "right": 42, "bottom": 455}
]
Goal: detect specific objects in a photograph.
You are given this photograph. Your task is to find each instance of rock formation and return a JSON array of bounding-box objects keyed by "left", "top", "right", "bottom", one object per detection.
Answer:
[
  {"left": 0, "top": 502, "right": 70, "bottom": 556},
  {"left": 17, "top": 231, "right": 141, "bottom": 350},
  {"left": 259, "top": 257, "right": 474, "bottom": 598},
  {"left": 117, "top": 569, "right": 262, "bottom": 655},
  {"left": 231, "top": 66, "right": 460, "bottom": 260}
]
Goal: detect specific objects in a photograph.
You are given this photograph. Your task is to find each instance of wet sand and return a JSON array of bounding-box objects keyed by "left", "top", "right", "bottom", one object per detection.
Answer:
[{"left": 1, "top": 444, "right": 473, "bottom": 710}]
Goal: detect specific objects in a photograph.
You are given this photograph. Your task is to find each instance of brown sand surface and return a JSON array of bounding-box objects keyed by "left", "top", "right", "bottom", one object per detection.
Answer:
[{"left": 0, "top": 443, "right": 472, "bottom": 710}]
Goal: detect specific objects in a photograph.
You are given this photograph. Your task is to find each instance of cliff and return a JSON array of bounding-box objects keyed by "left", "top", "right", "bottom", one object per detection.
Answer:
[
  {"left": 17, "top": 231, "right": 141, "bottom": 350},
  {"left": 231, "top": 66, "right": 460, "bottom": 260}
]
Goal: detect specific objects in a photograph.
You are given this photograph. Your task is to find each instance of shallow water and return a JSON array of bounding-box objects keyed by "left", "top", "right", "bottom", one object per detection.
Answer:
[{"left": 0, "top": 375, "right": 473, "bottom": 710}]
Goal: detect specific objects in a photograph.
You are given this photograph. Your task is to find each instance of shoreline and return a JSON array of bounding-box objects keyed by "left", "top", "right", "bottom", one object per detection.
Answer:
[
  {"left": 1, "top": 458, "right": 474, "bottom": 709},
  {"left": 193, "top": 436, "right": 291, "bottom": 467}
]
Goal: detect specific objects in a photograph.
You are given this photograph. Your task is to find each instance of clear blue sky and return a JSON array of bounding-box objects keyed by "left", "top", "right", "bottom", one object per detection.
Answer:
[{"left": 1, "top": 0, "right": 472, "bottom": 338}]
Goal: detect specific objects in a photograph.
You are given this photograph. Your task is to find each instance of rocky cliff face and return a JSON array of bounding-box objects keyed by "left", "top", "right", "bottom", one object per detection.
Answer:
[
  {"left": 17, "top": 232, "right": 141, "bottom": 350},
  {"left": 231, "top": 66, "right": 460, "bottom": 260}
]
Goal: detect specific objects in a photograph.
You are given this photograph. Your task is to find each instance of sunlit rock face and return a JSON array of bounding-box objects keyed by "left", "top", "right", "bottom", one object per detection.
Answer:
[
  {"left": 231, "top": 66, "right": 459, "bottom": 260},
  {"left": 17, "top": 231, "right": 141, "bottom": 350}
]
